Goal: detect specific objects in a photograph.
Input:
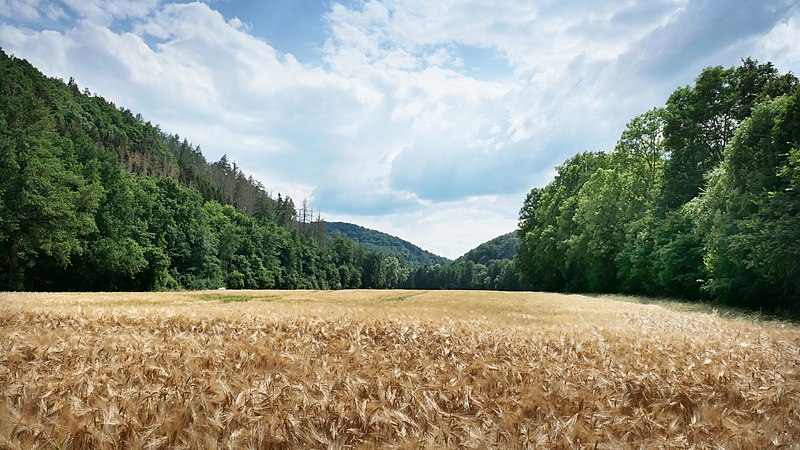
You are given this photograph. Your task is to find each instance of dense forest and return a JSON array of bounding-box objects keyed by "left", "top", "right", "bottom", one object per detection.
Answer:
[
  {"left": 0, "top": 48, "right": 410, "bottom": 291},
  {"left": 515, "top": 59, "right": 800, "bottom": 314},
  {"left": 402, "top": 257, "right": 520, "bottom": 291}
]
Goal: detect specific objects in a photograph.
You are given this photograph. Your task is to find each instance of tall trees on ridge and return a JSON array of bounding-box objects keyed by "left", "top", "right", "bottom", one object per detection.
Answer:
[
  {"left": 0, "top": 49, "right": 405, "bottom": 291},
  {"left": 0, "top": 48, "right": 523, "bottom": 293}
]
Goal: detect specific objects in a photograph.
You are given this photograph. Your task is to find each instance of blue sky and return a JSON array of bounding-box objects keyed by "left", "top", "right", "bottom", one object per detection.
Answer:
[{"left": 2, "top": 0, "right": 799, "bottom": 258}]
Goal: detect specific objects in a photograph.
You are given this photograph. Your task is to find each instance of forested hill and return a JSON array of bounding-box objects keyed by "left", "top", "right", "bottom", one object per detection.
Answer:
[
  {"left": 0, "top": 48, "right": 412, "bottom": 291},
  {"left": 515, "top": 58, "right": 800, "bottom": 315},
  {"left": 326, "top": 222, "right": 450, "bottom": 268},
  {"left": 456, "top": 232, "right": 519, "bottom": 265},
  {"left": 402, "top": 231, "right": 521, "bottom": 291}
]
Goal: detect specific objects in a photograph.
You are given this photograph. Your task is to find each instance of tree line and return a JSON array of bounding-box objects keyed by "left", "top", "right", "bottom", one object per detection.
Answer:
[
  {"left": 398, "top": 233, "right": 521, "bottom": 291},
  {"left": 0, "top": 49, "right": 408, "bottom": 291},
  {"left": 403, "top": 259, "right": 520, "bottom": 291},
  {"left": 515, "top": 59, "right": 800, "bottom": 314}
]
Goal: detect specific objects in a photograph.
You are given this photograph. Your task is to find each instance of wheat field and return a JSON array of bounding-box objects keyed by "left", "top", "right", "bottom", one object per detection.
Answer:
[{"left": 1, "top": 290, "right": 798, "bottom": 449}]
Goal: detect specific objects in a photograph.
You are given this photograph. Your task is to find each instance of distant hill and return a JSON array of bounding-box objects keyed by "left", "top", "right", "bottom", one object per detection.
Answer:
[
  {"left": 456, "top": 232, "right": 519, "bottom": 265},
  {"left": 326, "top": 222, "right": 450, "bottom": 267}
]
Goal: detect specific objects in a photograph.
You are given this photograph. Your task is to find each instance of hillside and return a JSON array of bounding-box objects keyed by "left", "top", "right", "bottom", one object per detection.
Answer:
[
  {"left": 0, "top": 49, "right": 408, "bottom": 291},
  {"left": 326, "top": 222, "right": 450, "bottom": 267},
  {"left": 456, "top": 232, "right": 519, "bottom": 265}
]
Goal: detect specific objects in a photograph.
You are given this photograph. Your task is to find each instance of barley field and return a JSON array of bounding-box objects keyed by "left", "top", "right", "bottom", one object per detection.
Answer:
[{"left": 1, "top": 290, "right": 798, "bottom": 449}]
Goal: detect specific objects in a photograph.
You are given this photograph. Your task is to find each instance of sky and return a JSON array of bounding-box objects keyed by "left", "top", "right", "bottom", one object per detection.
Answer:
[{"left": 1, "top": 0, "right": 800, "bottom": 259}]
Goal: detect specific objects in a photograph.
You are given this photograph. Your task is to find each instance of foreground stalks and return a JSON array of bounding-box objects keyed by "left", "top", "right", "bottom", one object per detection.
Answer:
[{"left": 1, "top": 290, "right": 798, "bottom": 449}]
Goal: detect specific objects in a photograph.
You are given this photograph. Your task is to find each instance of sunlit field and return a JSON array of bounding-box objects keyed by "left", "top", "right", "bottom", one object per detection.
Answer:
[{"left": 1, "top": 290, "right": 798, "bottom": 449}]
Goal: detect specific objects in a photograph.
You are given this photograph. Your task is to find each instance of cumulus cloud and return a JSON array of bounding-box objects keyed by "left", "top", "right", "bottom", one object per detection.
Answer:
[
  {"left": 760, "top": 11, "right": 800, "bottom": 67},
  {"left": 1, "top": 0, "right": 799, "bottom": 257},
  {"left": 62, "top": 0, "right": 161, "bottom": 24},
  {"left": 1, "top": 0, "right": 67, "bottom": 22}
]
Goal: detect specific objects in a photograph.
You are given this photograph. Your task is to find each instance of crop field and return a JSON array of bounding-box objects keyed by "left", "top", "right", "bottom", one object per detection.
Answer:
[{"left": 1, "top": 290, "right": 799, "bottom": 449}]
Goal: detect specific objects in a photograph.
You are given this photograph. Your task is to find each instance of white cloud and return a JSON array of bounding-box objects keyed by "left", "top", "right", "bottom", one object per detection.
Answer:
[
  {"left": 60, "top": 0, "right": 161, "bottom": 25},
  {"left": 1, "top": 0, "right": 46, "bottom": 21},
  {"left": 44, "top": 3, "right": 68, "bottom": 21},
  {"left": 0, "top": 0, "right": 67, "bottom": 22},
  {"left": 328, "top": 193, "right": 523, "bottom": 259},
  {"left": 424, "top": 47, "right": 462, "bottom": 68},
  {"left": 322, "top": 0, "right": 687, "bottom": 75},
  {"left": 760, "top": 13, "right": 800, "bottom": 67}
]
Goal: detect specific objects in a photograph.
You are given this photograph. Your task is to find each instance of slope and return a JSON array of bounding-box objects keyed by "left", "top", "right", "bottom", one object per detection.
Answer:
[
  {"left": 326, "top": 222, "right": 450, "bottom": 267},
  {"left": 456, "top": 232, "right": 519, "bottom": 265},
  {"left": 0, "top": 49, "right": 407, "bottom": 291}
]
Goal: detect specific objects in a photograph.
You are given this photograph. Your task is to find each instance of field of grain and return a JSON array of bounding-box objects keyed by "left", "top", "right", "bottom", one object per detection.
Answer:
[{"left": 1, "top": 290, "right": 798, "bottom": 449}]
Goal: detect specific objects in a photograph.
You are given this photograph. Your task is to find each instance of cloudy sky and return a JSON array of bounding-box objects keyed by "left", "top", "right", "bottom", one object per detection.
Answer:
[{"left": 2, "top": 0, "right": 799, "bottom": 258}]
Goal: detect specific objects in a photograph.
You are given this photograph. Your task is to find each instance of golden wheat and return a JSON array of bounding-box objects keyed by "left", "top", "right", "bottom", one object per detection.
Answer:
[{"left": 1, "top": 290, "right": 798, "bottom": 449}]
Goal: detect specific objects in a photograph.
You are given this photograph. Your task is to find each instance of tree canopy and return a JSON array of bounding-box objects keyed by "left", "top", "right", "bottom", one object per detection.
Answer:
[
  {"left": 0, "top": 49, "right": 410, "bottom": 291},
  {"left": 516, "top": 58, "right": 799, "bottom": 314}
]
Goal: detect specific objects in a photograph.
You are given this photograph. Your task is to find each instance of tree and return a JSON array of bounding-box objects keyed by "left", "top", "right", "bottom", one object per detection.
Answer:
[
  {"left": 614, "top": 108, "right": 667, "bottom": 201},
  {"left": 611, "top": 109, "right": 668, "bottom": 294},
  {"left": 661, "top": 59, "right": 797, "bottom": 209},
  {"left": 515, "top": 152, "right": 610, "bottom": 291},
  {"left": 363, "top": 253, "right": 388, "bottom": 288},
  {"left": 75, "top": 165, "right": 149, "bottom": 290},
  {"left": 0, "top": 65, "right": 101, "bottom": 289},
  {"left": 572, "top": 168, "right": 631, "bottom": 292},
  {"left": 693, "top": 87, "right": 800, "bottom": 311}
]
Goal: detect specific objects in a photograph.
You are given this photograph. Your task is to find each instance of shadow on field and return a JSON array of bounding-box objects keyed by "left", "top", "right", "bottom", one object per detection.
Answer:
[{"left": 589, "top": 293, "right": 800, "bottom": 324}]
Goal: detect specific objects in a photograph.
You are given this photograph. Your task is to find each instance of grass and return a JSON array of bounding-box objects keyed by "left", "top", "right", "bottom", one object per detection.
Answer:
[
  {"left": 195, "top": 292, "right": 253, "bottom": 303},
  {"left": 1, "top": 290, "right": 799, "bottom": 449},
  {"left": 193, "top": 292, "right": 282, "bottom": 303}
]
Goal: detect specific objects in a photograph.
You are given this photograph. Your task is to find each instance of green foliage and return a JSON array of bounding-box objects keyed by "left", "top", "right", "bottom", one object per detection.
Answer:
[
  {"left": 515, "top": 151, "right": 611, "bottom": 291},
  {"left": 456, "top": 232, "right": 519, "bottom": 265},
  {"left": 326, "top": 221, "right": 449, "bottom": 267},
  {"left": 406, "top": 230, "right": 524, "bottom": 291},
  {"left": 515, "top": 58, "right": 799, "bottom": 315},
  {"left": 0, "top": 49, "right": 410, "bottom": 292},
  {"left": 693, "top": 88, "right": 800, "bottom": 311},
  {"left": 0, "top": 53, "right": 102, "bottom": 289},
  {"left": 405, "top": 258, "right": 520, "bottom": 291},
  {"left": 661, "top": 59, "right": 797, "bottom": 209}
]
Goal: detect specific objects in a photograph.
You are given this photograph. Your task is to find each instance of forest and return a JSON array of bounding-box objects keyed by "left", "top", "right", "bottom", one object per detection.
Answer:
[
  {"left": 516, "top": 58, "right": 799, "bottom": 314},
  {"left": 2, "top": 48, "right": 798, "bottom": 315},
  {"left": 0, "top": 49, "right": 409, "bottom": 291}
]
